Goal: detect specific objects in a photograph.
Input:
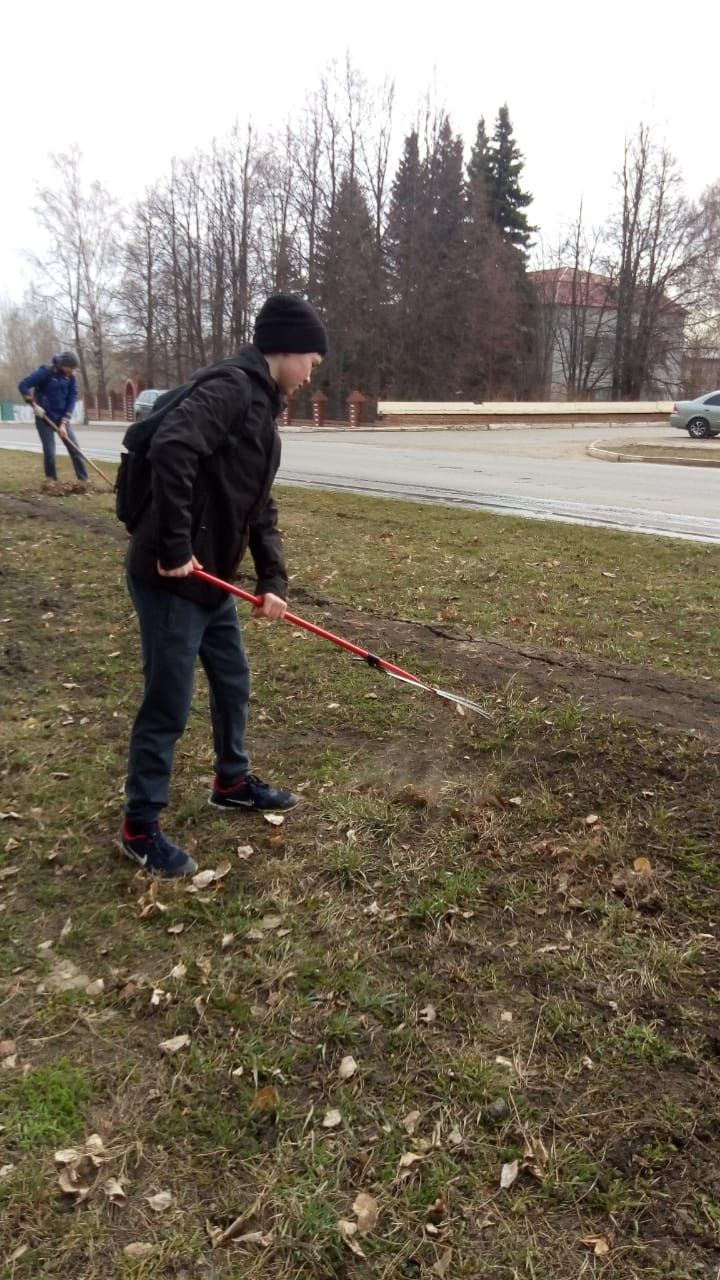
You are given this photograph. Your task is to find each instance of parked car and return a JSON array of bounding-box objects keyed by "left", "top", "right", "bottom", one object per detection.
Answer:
[
  {"left": 670, "top": 391, "right": 720, "bottom": 438},
  {"left": 134, "top": 389, "right": 168, "bottom": 421}
]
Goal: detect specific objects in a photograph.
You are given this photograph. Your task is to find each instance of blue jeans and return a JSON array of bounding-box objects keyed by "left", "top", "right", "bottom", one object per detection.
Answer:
[
  {"left": 35, "top": 416, "right": 88, "bottom": 481},
  {"left": 124, "top": 576, "right": 251, "bottom": 824}
]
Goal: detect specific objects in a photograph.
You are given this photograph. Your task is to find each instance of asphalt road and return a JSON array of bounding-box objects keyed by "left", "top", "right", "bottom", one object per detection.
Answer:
[{"left": 2, "top": 421, "right": 719, "bottom": 543}]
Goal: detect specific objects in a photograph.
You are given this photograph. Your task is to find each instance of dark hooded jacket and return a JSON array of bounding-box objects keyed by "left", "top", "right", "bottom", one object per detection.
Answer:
[{"left": 126, "top": 346, "right": 287, "bottom": 609}]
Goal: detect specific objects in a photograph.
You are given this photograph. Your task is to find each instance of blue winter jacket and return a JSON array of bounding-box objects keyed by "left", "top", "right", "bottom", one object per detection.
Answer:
[{"left": 18, "top": 359, "right": 78, "bottom": 424}]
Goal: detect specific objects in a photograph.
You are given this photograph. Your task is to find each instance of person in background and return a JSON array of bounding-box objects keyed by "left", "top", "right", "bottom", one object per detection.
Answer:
[{"left": 18, "top": 351, "right": 89, "bottom": 490}]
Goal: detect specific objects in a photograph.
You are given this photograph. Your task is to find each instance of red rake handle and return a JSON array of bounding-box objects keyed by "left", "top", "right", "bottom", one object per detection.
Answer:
[{"left": 192, "top": 567, "right": 423, "bottom": 684}]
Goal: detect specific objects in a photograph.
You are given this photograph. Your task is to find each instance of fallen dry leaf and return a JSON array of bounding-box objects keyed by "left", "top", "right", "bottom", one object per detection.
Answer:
[
  {"left": 402, "top": 1109, "right": 421, "bottom": 1135},
  {"left": 584, "top": 813, "right": 600, "bottom": 827},
  {"left": 263, "top": 813, "right": 284, "bottom": 826},
  {"left": 500, "top": 1158, "right": 519, "bottom": 1189},
  {"left": 54, "top": 1147, "right": 80, "bottom": 1167},
  {"left": 104, "top": 1176, "right": 127, "bottom": 1207},
  {"left": 169, "top": 962, "right": 187, "bottom": 980},
  {"left": 337, "top": 1218, "right": 365, "bottom": 1257},
  {"left": 419, "top": 1004, "right": 437, "bottom": 1024},
  {"left": 352, "top": 1191, "right": 379, "bottom": 1233},
  {"left": 85, "top": 978, "right": 105, "bottom": 997},
  {"left": 167, "top": 922, "right": 185, "bottom": 935},
  {"left": 221, "top": 932, "right": 235, "bottom": 949},
  {"left": 250, "top": 1085, "right": 280, "bottom": 1114},
  {"left": 0, "top": 1039, "right": 16, "bottom": 1058},
  {"left": 57, "top": 1153, "right": 100, "bottom": 1204},
  {"left": 338, "top": 1054, "right": 358, "bottom": 1081},
  {"left": 581, "top": 1235, "right": 610, "bottom": 1257},
  {"left": 191, "top": 869, "right": 217, "bottom": 889},
  {"left": 261, "top": 914, "right": 283, "bottom": 931},
  {"left": 633, "top": 856, "right": 652, "bottom": 874},
  {"left": 145, "top": 1190, "right": 173, "bottom": 1212},
  {"left": 123, "top": 1242, "right": 155, "bottom": 1260},
  {"left": 158, "top": 1034, "right": 191, "bottom": 1055},
  {"left": 322, "top": 1108, "right": 342, "bottom": 1129},
  {"left": 85, "top": 1134, "right": 106, "bottom": 1159},
  {"left": 495, "top": 1055, "right": 514, "bottom": 1069},
  {"left": 398, "top": 1151, "right": 425, "bottom": 1170},
  {"left": 236, "top": 844, "right": 254, "bottom": 860}
]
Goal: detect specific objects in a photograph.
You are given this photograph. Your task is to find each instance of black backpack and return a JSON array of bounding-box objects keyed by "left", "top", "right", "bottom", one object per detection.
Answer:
[{"left": 114, "top": 367, "right": 251, "bottom": 532}]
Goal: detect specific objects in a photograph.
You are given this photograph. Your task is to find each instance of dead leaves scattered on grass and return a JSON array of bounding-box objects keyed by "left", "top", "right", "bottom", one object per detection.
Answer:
[{"left": 337, "top": 1190, "right": 380, "bottom": 1258}]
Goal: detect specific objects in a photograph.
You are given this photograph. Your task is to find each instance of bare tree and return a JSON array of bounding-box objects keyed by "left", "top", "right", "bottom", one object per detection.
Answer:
[
  {"left": 0, "top": 292, "right": 60, "bottom": 400},
  {"left": 557, "top": 205, "right": 614, "bottom": 397},
  {"left": 33, "top": 147, "right": 121, "bottom": 393},
  {"left": 121, "top": 191, "right": 163, "bottom": 386},
  {"left": 608, "top": 126, "right": 708, "bottom": 398}
]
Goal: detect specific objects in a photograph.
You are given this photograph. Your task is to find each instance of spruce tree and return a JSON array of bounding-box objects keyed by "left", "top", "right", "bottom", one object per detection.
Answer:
[
  {"left": 487, "top": 105, "right": 534, "bottom": 250},
  {"left": 315, "top": 171, "right": 376, "bottom": 413},
  {"left": 420, "top": 116, "right": 467, "bottom": 395},
  {"left": 384, "top": 130, "right": 426, "bottom": 397},
  {"left": 467, "top": 117, "right": 493, "bottom": 213},
  {"left": 463, "top": 117, "right": 519, "bottom": 398}
]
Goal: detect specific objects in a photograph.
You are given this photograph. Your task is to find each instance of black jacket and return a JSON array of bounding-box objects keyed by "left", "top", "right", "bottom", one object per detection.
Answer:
[{"left": 126, "top": 346, "right": 287, "bottom": 609}]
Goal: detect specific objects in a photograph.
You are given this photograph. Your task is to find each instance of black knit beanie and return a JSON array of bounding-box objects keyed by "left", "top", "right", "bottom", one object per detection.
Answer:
[
  {"left": 253, "top": 294, "right": 328, "bottom": 356},
  {"left": 55, "top": 351, "right": 79, "bottom": 368}
]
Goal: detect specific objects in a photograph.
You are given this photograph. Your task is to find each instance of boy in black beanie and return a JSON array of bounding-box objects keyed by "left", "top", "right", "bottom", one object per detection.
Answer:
[{"left": 121, "top": 295, "right": 327, "bottom": 877}]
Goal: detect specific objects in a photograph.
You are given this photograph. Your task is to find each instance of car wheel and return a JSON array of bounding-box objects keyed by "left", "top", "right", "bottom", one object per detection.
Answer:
[{"left": 687, "top": 417, "right": 711, "bottom": 439}]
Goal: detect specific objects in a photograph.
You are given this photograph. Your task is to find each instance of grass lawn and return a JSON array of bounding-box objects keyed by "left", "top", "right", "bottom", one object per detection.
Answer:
[{"left": 1, "top": 449, "right": 720, "bottom": 1279}]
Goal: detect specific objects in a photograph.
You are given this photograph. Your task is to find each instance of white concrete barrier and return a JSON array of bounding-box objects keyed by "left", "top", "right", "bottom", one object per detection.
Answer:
[{"left": 377, "top": 400, "right": 674, "bottom": 425}]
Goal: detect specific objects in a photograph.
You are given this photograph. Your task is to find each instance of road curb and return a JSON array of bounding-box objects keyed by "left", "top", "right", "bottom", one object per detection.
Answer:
[
  {"left": 78, "top": 419, "right": 673, "bottom": 435},
  {"left": 588, "top": 441, "right": 720, "bottom": 469}
]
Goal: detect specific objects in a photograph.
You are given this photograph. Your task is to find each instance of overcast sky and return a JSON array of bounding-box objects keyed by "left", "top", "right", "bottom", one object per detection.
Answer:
[{"left": 3, "top": 0, "right": 719, "bottom": 303}]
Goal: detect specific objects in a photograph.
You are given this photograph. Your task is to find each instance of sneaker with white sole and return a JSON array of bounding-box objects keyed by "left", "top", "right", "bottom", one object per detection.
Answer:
[
  {"left": 121, "top": 823, "right": 198, "bottom": 877},
  {"left": 209, "top": 773, "right": 299, "bottom": 813}
]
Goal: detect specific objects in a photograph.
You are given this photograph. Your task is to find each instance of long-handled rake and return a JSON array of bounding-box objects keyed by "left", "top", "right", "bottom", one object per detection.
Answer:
[
  {"left": 30, "top": 401, "right": 114, "bottom": 489},
  {"left": 192, "top": 567, "right": 490, "bottom": 718}
]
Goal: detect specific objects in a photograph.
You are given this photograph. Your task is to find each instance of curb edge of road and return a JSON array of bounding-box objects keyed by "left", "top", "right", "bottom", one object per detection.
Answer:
[
  {"left": 74, "top": 419, "right": 668, "bottom": 435},
  {"left": 588, "top": 441, "right": 720, "bottom": 469}
]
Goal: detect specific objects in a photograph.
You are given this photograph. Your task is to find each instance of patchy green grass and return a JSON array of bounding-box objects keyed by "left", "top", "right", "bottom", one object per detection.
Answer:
[
  {"left": 3, "top": 1060, "right": 91, "bottom": 1149},
  {"left": 275, "top": 475, "right": 720, "bottom": 682},
  {"left": 1, "top": 449, "right": 720, "bottom": 1279}
]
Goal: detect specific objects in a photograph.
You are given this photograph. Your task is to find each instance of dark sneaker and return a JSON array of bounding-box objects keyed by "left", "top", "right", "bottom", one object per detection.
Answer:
[
  {"left": 121, "top": 823, "right": 198, "bottom": 877},
  {"left": 209, "top": 773, "right": 299, "bottom": 813}
]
